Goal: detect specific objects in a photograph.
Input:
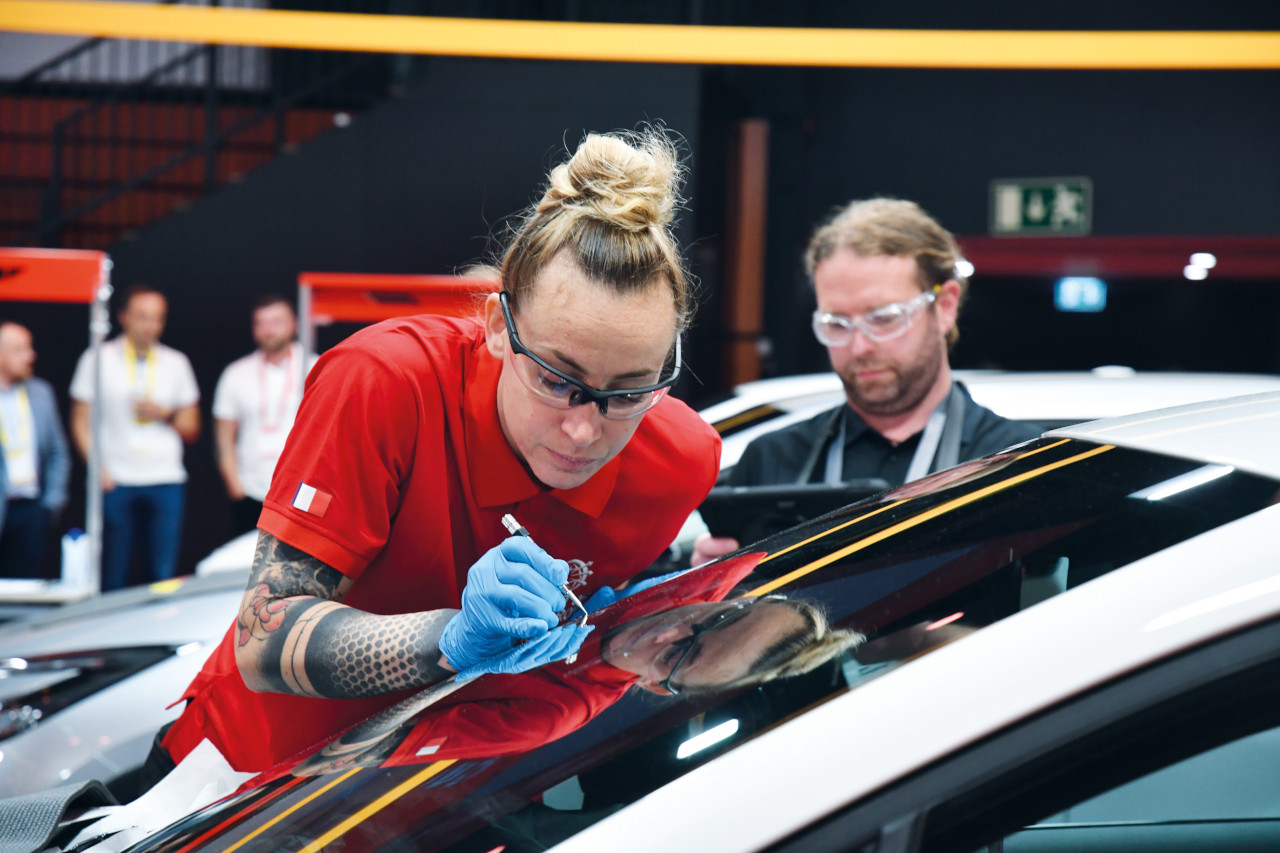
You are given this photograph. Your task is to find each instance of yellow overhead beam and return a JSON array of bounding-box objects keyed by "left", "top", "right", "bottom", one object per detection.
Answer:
[{"left": 2, "top": 2, "right": 1279, "bottom": 69}]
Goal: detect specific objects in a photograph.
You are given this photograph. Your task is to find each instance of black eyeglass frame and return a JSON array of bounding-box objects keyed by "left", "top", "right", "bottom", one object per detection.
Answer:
[
  {"left": 500, "top": 290, "right": 681, "bottom": 417},
  {"left": 659, "top": 595, "right": 787, "bottom": 695}
]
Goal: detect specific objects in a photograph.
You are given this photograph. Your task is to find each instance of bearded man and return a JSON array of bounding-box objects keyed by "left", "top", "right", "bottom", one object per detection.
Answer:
[{"left": 693, "top": 198, "right": 1039, "bottom": 565}]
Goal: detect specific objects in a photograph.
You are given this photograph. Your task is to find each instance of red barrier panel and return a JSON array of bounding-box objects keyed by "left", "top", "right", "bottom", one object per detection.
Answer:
[
  {"left": 0, "top": 247, "right": 106, "bottom": 303},
  {"left": 956, "top": 235, "right": 1280, "bottom": 279},
  {"left": 0, "top": 247, "right": 109, "bottom": 599},
  {"left": 298, "top": 272, "right": 499, "bottom": 325}
]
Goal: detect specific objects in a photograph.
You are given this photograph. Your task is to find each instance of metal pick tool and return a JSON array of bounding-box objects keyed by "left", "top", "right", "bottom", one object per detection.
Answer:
[{"left": 501, "top": 513, "right": 589, "bottom": 663}]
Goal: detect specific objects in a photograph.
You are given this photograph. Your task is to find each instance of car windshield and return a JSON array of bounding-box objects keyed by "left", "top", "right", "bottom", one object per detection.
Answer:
[{"left": 132, "top": 437, "right": 1280, "bottom": 852}]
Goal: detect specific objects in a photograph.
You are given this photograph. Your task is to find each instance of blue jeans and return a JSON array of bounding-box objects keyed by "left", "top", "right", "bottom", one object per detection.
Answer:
[
  {"left": 0, "top": 499, "right": 50, "bottom": 579},
  {"left": 102, "top": 483, "right": 185, "bottom": 591}
]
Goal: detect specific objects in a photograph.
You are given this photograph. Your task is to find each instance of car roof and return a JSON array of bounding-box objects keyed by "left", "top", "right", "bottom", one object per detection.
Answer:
[
  {"left": 1052, "top": 390, "right": 1280, "bottom": 480},
  {"left": 703, "top": 368, "right": 1280, "bottom": 425},
  {"left": 956, "top": 368, "right": 1280, "bottom": 423},
  {"left": 0, "top": 570, "right": 247, "bottom": 652},
  {"left": 704, "top": 369, "right": 1280, "bottom": 471},
  {"left": 552, "top": 501, "right": 1280, "bottom": 853}
]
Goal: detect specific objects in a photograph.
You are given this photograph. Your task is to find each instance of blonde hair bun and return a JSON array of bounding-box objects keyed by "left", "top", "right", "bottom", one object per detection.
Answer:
[
  {"left": 501, "top": 125, "right": 696, "bottom": 331},
  {"left": 540, "top": 130, "right": 683, "bottom": 233}
]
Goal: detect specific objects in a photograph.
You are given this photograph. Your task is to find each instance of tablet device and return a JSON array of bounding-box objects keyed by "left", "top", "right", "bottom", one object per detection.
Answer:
[{"left": 698, "top": 480, "right": 891, "bottom": 545}]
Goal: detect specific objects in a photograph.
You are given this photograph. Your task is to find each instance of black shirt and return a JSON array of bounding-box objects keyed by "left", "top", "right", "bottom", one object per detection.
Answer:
[{"left": 728, "top": 382, "right": 1043, "bottom": 487}]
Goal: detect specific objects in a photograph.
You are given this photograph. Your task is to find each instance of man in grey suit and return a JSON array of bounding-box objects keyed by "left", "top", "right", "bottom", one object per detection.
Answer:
[{"left": 0, "top": 322, "right": 71, "bottom": 579}]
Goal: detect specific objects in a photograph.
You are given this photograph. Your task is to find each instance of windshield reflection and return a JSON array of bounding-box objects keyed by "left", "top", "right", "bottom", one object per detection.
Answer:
[
  {"left": 282, "top": 551, "right": 861, "bottom": 779},
  {"left": 129, "top": 440, "right": 1280, "bottom": 853}
]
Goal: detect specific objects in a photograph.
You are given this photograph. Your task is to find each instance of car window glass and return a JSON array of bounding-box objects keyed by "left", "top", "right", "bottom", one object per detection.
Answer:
[
  {"left": 979, "top": 723, "right": 1280, "bottom": 853},
  {"left": 140, "top": 439, "right": 1280, "bottom": 852},
  {"left": 1037, "top": 724, "right": 1280, "bottom": 825}
]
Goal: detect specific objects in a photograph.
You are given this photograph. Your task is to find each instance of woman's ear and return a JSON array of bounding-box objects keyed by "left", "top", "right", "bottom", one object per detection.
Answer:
[{"left": 484, "top": 292, "right": 507, "bottom": 359}]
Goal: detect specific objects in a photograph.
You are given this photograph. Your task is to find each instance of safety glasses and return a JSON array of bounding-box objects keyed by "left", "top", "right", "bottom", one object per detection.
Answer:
[
  {"left": 659, "top": 595, "right": 787, "bottom": 695},
  {"left": 811, "top": 286, "right": 941, "bottom": 346},
  {"left": 501, "top": 290, "right": 680, "bottom": 420}
]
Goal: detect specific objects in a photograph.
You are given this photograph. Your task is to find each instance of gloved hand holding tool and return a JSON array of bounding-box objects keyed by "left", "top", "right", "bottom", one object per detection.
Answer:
[
  {"left": 454, "top": 621, "right": 592, "bottom": 682},
  {"left": 439, "top": 517, "right": 591, "bottom": 676}
]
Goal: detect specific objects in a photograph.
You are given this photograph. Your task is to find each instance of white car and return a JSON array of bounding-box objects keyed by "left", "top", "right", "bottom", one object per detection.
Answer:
[
  {"left": 23, "top": 390, "right": 1279, "bottom": 853},
  {"left": 566, "top": 398, "right": 1280, "bottom": 852},
  {"left": 702, "top": 367, "right": 1280, "bottom": 469},
  {"left": 2, "top": 369, "right": 1278, "bottom": 805},
  {"left": 0, "top": 565, "right": 247, "bottom": 800}
]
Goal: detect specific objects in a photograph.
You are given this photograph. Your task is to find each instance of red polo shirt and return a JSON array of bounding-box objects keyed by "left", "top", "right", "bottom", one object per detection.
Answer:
[{"left": 164, "top": 315, "right": 721, "bottom": 772}]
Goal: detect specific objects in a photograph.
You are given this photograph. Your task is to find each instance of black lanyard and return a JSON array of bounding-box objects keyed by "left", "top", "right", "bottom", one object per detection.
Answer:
[{"left": 798, "top": 384, "right": 966, "bottom": 485}]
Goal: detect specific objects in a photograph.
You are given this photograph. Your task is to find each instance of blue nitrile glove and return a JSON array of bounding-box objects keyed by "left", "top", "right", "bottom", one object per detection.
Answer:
[
  {"left": 583, "top": 568, "right": 691, "bottom": 612},
  {"left": 454, "top": 623, "right": 595, "bottom": 683},
  {"left": 439, "top": 537, "right": 571, "bottom": 672}
]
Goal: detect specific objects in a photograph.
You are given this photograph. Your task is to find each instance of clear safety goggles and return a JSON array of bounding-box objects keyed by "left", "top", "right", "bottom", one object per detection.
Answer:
[
  {"left": 501, "top": 291, "right": 680, "bottom": 420},
  {"left": 811, "top": 286, "right": 940, "bottom": 346}
]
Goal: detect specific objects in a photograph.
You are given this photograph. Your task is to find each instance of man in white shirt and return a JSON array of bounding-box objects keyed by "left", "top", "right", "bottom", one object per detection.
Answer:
[
  {"left": 212, "top": 295, "right": 316, "bottom": 534},
  {"left": 0, "top": 322, "right": 71, "bottom": 579},
  {"left": 70, "top": 286, "right": 200, "bottom": 591}
]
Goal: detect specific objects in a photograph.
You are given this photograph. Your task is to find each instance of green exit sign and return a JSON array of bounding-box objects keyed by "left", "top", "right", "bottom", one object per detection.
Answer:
[{"left": 990, "top": 177, "right": 1092, "bottom": 236}]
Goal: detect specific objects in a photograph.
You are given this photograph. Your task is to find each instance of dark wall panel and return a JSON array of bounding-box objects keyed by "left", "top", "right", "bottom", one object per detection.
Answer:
[
  {"left": 8, "top": 50, "right": 1278, "bottom": 581},
  {"left": 746, "top": 67, "right": 1280, "bottom": 377},
  {"left": 13, "top": 57, "right": 700, "bottom": 578}
]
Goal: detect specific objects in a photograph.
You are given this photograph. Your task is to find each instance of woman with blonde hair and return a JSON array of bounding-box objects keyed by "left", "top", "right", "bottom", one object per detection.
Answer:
[{"left": 152, "top": 127, "right": 722, "bottom": 780}]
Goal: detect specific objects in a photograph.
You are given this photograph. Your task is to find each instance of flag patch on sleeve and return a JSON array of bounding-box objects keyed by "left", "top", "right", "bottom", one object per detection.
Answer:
[{"left": 292, "top": 482, "right": 333, "bottom": 518}]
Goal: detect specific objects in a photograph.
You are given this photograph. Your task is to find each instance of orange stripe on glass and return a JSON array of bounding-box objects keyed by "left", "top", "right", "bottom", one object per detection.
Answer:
[
  {"left": 221, "top": 768, "right": 362, "bottom": 853},
  {"left": 298, "top": 760, "right": 459, "bottom": 852},
  {"left": 747, "top": 443, "right": 1112, "bottom": 597}
]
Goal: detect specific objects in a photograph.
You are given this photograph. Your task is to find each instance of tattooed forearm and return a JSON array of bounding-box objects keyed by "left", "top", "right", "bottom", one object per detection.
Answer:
[
  {"left": 249, "top": 530, "right": 350, "bottom": 601},
  {"left": 235, "top": 531, "right": 458, "bottom": 699},
  {"left": 302, "top": 609, "right": 456, "bottom": 697}
]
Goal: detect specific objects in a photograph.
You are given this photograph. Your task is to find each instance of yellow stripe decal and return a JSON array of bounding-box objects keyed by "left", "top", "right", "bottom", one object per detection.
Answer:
[
  {"left": 748, "top": 500, "right": 911, "bottom": 573},
  {"left": 222, "top": 768, "right": 362, "bottom": 853},
  {"left": 299, "top": 760, "right": 458, "bottom": 852},
  {"left": 749, "top": 438, "right": 1072, "bottom": 570},
  {"left": 1, "top": 3, "right": 1278, "bottom": 69},
  {"left": 1007, "top": 436, "right": 1073, "bottom": 460},
  {"left": 714, "top": 404, "right": 781, "bottom": 434},
  {"left": 748, "top": 443, "right": 1112, "bottom": 597}
]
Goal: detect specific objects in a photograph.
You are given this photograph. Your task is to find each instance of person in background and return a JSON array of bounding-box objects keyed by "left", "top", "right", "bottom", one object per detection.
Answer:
[
  {"left": 693, "top": 198, "right": 1040, "bottom": 565},
  {"left": 69, "top": 285, "right": 200, "bottom": 591},
  {"left": 0, "top": 322, "right": 70, "bottom": 579},
  {"left": 213, "top": 295, "right": 316, "bottom": 535}
]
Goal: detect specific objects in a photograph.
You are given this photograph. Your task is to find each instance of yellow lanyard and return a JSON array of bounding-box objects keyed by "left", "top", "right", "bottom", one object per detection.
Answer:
[
  {"left": 0, "top": 384, "right": 31, "bottom": 447},
  {"left": 123, "top": 339, "right": 158, "bottom": 400}
]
